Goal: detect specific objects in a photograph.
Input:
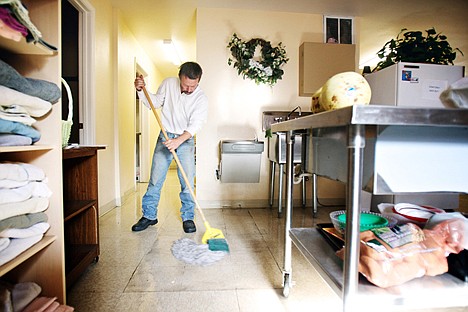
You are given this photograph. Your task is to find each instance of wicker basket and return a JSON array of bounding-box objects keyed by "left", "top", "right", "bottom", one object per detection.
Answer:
[{"left": 61, "top": 78, "right": 73, "bottom": 147}]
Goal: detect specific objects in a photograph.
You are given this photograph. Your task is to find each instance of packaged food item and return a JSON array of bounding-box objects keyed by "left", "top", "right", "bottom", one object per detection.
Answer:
[{"left": 336, "top": 218, "right": 466, "bottom": 288}]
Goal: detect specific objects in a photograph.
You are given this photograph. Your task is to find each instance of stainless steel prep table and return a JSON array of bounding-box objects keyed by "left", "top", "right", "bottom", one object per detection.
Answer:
[{"left": 271, "top": 105, "right": 468, "bottom": 311}]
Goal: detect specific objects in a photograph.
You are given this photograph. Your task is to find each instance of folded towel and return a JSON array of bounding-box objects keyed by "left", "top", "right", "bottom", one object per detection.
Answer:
[
  {"left": 0, "top": 182, "right": 52, "bottom": 205},
  {"left": 0, "top": 110, "right": 36, "bottom": 126},
  {"left": 0, "top": 233, "right": 43, "bottom": 266},
  {"left": 0, "top": 119, "right": 40, "bottom": 143},
  {"left": 22, "top": 296, "right": 57, "bottom": 312},
  {"left": 11, "top": 282, "right": 42, "bottom": 312},
  {"left": 0, "top": 6, "right": 28, "bottom": 36},
  {"left": 0, "top": 197, "right": 49, "bottom": 222},
  {"left": 0, "top": 237, "right": 10, "bottom": 252},
  {"left": 0, "top": 162, "right": 46, "bottom": 183},
  {"left": 0, "top": 212, "right": 48, "bottom": 232},
  {"left": 0, "top": 18, "right": 22, "bottom": 41},
  {"left": 0, "top": 222, "right": 49, "bottom": 238},
  {"left": 0, "top": 286, "right": 12, "bottom": 312},
  {"left": 0, "top": 134, "right": 32, "bottom": 146},
  {"left": 0, "top": 60, "right": 60, "bottom": 103},
  {"left": 0, "top": 85, "right": 52, "bottom": 117}
]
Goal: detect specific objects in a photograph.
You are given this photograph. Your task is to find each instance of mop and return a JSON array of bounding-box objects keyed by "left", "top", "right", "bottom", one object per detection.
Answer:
[
  {"left": 141, "top": 87, "right": 229, "bottom": 263},
  {"left": 171, "top": 238, "right": 227, "bottom": 266}
]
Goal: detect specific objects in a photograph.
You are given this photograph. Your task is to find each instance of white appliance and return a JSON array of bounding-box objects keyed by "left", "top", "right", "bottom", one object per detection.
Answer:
[
  {"left": 365, "top": 62, "right": 465, "bottom": 210},
  {"left": 365, "top": 62, "right": 464, "bottom": 108}
]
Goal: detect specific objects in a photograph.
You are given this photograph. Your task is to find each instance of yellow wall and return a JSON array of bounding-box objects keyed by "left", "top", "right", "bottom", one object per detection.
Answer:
[
  {"left": 87, "top": 0, "right": 162, "bottom": 212},
  {"left": 88, "top": 0, "right": 116, "bottom": 211}
]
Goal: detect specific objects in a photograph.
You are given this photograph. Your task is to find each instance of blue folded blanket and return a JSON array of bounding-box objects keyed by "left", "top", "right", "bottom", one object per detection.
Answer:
[
  {"left": 0, "top": 59, "right": 60, "bottom": 103},
  {"left": 0, "top": 119, "right": 40, "bottom": 143}
]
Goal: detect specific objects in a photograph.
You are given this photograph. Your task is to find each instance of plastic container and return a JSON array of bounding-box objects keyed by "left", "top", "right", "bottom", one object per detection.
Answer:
[{"left": 330, "top": 210, "right": 396, "bottom": 234}]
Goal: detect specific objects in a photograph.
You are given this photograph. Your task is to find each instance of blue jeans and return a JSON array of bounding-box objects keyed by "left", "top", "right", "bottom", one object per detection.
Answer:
[{"left": 142, "top": 131, "right": 195, "bottom": 221}]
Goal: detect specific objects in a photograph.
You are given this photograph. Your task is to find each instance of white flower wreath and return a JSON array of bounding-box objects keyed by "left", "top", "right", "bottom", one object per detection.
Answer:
[{"left": 227, "top": 33, "right": 289, "bottom": 86}]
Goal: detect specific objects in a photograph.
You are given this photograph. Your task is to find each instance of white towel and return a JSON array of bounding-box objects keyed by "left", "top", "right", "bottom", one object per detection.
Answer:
[
  {"left": 0, "top": 182, "right": 51, "bottom": 205},
  {"left": 0, "top": 234, "right": 43, "bottom": 266},
  {"left": 0, "top": 237, "right": 10, "bottom": 253},
  {"left": 0, "top": 86, "right": 52, "bottom": 117},
  {"left": 0, "top": 222, "right": 49, "bottom": 238},
  {"left": 0, "top": 111, "right": 36, "bottom": 126},
  {"left": 0, "top": 197, "right": 49, "bottom": 222},
  {"left": 0, "top": 162, "right": 45, "bottom": 182}
]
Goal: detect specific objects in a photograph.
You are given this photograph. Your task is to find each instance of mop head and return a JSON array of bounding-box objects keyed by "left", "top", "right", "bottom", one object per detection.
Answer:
[
  {"left": 171, "top": 238, "right": 228, "bottom": 266},
  {"left": 201, "top": 222, "right": 229, "bottom": 252},
  {"left": 207, "top": 238, "right": 230, "bottom": 252}
]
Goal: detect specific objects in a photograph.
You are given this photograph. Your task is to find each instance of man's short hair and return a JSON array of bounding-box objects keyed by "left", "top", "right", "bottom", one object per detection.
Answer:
[{"left": 179, "top": 62, "right": 203, "bottom": 81}]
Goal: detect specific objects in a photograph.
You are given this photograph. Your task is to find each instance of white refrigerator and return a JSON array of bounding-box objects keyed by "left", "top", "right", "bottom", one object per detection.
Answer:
[{"left": 365, "top": 62, "right": 465, "bottom": 209}]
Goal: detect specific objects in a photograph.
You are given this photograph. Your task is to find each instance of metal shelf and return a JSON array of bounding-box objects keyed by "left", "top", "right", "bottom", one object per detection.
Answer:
[
  {"left": 273, "top": 105, "right": 468, "bottom": 311},
  {"left": 291, "top": 228, "right": 468, "bottom": 311}
]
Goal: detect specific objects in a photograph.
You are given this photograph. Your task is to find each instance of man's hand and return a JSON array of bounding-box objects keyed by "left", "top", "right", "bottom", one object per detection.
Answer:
[
  {"left": 163, "top": 131, "right": 192, "bottom": 152},
  {"left": 134, "top": 74, "right": 145, "bottom": 91},
  {"left": 163, "top": 137, "right": 182, "bottom": 152}
]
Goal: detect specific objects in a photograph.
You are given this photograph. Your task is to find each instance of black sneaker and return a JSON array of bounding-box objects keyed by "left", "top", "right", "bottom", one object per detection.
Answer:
[
  {"left": 132, "top": 217, "right": 158, "bottom": 232},
  {"left": 183, "top": 220, "right": 196, "bottom": 233}
]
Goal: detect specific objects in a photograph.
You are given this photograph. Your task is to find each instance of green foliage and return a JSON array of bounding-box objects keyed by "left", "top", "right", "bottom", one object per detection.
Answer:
[{"left": 373, "top": 28, "right": 463, "bottom": 72}]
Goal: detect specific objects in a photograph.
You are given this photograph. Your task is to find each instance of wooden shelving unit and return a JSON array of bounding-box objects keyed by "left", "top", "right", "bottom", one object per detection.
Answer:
[
  {"left": 0, "top": 0, "right": 65, "bottom": 304},
  {"left": 62, "top": 146, "right": 104, "bottom": 288}
]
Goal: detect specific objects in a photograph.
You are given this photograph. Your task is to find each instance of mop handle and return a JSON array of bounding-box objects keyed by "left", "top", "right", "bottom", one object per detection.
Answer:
[{"left": 141, "top": 87, "right": 208, "bottom": 225}]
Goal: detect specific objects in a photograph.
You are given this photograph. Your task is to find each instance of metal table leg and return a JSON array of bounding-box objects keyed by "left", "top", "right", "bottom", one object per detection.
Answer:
[
  {"left": 342, "top": 124, "right": 365, "bottom": 311},
  {"left": 282, "top": 130, "right": 294, "bottom": 297},
  {"left": 301, "top": 169, "right": 306, "bottom": 207},
  {"left": 269, "top": 160, "right": 275, "bottom": 207},
  {"left": 312, "top": 173, "right": 318, "bottom": 217},
  {"left": 278, "top": 163, "right": 284, "bottom": 218}
]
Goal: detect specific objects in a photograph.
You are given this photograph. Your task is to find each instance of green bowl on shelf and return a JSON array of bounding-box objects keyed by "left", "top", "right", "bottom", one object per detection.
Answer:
[{"left": 330, "top": 210, "right": 390, "bottom": 234}]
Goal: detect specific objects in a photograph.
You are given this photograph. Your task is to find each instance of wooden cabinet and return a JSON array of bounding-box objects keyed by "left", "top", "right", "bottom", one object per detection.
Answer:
[
  {"left": 0, "top": 0, "right": 65, "bottom": 304},
  {"left": 299, "top": 42, "right": 356, "bottom": 96},
  {"left": 63, "top": 146, "right": 104, "bottom": 288}
]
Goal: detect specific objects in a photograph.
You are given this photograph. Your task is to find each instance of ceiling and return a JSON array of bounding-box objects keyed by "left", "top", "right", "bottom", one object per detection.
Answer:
[{"left": 110, "top": 0, "right": 468, "bottom": 77}]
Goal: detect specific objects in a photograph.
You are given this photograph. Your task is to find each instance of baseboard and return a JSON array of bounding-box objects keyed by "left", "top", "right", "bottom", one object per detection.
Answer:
[
  {"left": 99, "top": 198, "right": 118, "bottom": 217},
  {"left": 198, "top": 197, "right": 345, "bottom": 209}
]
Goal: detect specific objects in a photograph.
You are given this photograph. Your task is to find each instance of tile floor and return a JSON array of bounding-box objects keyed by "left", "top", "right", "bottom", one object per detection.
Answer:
[
  {"left": 66, "top": 170, "right": 467, "bottom": 312},
  {"left": 67, "top": 170, "right": 342, "bottom": 311}
]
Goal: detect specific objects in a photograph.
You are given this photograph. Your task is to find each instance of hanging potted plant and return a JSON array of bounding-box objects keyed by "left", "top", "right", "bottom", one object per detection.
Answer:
[{"left": 372, "top": 27, "right": 463, "bottom": 72}]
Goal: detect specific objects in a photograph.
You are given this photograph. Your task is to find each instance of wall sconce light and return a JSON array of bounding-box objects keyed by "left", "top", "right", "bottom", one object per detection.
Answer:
[{"left": 163, "top": 39, "right": 182, "bottom": 66}]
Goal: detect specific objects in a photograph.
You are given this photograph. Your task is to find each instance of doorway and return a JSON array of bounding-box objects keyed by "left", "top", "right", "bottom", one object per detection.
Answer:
[
  {"left": 61, "top": 0, "right": 95, "bottom": 145},
  {"left": 135, "top": 64, "right": 150, "bottom": 183}
]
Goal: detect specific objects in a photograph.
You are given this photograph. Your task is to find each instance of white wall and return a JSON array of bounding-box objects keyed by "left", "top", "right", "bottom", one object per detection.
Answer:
[{"left": 196, "top": 8, "right": 346, "bottom": 207}]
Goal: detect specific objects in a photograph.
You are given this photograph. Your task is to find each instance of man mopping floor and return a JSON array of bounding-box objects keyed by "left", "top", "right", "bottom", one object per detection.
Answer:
[
  {"left": 133, "top": 62, "right": 229, "bottom": 261},
  {"left": 132, "top": 62, "right": 208, "bottom": 234}
]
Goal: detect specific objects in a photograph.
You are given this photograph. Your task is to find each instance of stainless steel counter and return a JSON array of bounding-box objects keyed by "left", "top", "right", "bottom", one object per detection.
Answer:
[{"left": 271, "top": 105, "right": 468, "bottom": 311}]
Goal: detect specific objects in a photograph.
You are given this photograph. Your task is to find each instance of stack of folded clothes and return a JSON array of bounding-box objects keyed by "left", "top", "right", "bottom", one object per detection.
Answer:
[
  {"left": 0, "top": 0, "right": 57, "bottom": 51},
  {"left": 0, "top": 59, "right": 60, "bottom": 146},
  {"left": 0, "top": 162, "right": 52, "bottom": 266},
  {"left": 0, "top": 281, "right": 74, "bottom": 311}
]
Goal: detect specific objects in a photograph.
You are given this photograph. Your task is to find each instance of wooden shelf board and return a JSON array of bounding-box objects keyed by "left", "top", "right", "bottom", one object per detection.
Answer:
[
  {"left": 0, "top": 236, "right": 56, "bottom": 277},
  {"left": 64, "top": 200, "right": 97, "bottom": 221},
  {"left": 65, "top": 244, "right": 98, "bottom": 287},
  {"left": 0, "top": 145, "right": 55, "bottom": 153},
  {"left": 0, "top": 36, "right": 56, "bottom": 55}
]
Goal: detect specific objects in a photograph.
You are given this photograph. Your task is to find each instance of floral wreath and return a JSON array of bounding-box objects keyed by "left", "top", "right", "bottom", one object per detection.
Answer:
[{"left": 227, "top": 33, "right": 289, "bottom": 86}]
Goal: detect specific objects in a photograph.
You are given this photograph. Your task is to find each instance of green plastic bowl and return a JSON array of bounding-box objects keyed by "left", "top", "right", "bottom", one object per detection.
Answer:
[
  {"left": 330, "top": 211, "right": 389, "bottom": 234},
  {"left": 337, "top": 212, "right": 388, "bottom": 231}
]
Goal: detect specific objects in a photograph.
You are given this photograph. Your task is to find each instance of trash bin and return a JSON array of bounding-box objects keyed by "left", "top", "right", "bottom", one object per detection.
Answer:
[{"left": 219, "top": 140, "right": 264, "bottom": 183}]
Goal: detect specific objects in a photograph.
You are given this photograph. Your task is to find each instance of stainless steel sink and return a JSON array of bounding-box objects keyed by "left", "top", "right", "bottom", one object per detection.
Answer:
[
  {"left": 263, "top": 111, "right": 311, "bottom": 164},
  {"left": 268, "top": 132, "right": 305, "bottom": 164},
  {"left": 262, "top": 111, "right": 312, "bottom": 132},
  {"left": 263, "top": 110, "right": 311, "bottom": 217}
]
